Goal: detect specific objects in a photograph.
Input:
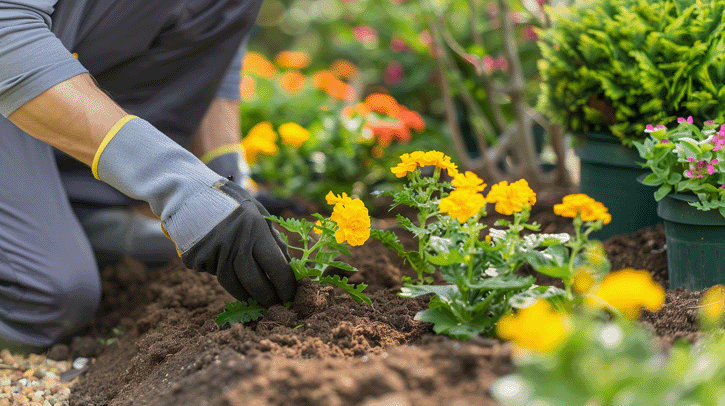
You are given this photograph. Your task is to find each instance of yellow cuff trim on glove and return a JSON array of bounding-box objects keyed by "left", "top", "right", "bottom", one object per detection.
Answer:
[
  {"left": 92, "top": 115, "right": 139, "bottom": 180},
  {"left": 200, "top": 143, "right": 244, "bottom": 164}
]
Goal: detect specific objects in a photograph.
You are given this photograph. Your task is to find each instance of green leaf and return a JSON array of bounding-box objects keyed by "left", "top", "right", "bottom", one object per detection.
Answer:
[
  {"left": 641, "top": 173, "right": 663, "bottom": 186},
  {"left": 509, "top": 286, "right": 567, "bottom": 309},
  {"left": 319, "top": 274, "right": 371, "bottom": 304},
  {"left": 426, "top": 249, "right": 466, "bottom": 266},
  {"left": 654, "top": 184, "right": 673, "bottom": 201},
  {"left": 265, "top": 215, "right": 303, "bottom": 234},
  {"left": 400, "top": 284, "right": 456, "bottom": 298},
  {"left": 468, "top": 275, "right": 535, "bottom": 290},
  {"left": 215, "top": 300, "right": 266, "bottom": 326}
]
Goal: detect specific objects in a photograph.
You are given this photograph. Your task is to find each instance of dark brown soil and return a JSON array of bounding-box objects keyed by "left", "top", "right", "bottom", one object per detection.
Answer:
[{"left": 66, "top": 198, "right": 703, "bottom": 406}]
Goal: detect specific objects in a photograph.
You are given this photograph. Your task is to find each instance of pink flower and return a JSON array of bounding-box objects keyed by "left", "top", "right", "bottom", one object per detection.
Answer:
[
  {"left": 686, "top": 159, "right": 718, "bottom": 178},
  {"left": 677, "top": 116, "right": 694, "bottom": 124},
  {"left": 687, "top": 157, "right": 696, "bottom": 162},
  {"left": 496, "top": 56, "right": 509, "bottom": 72},
  {"left": 661, "top": 139, "right": 669, "bottom": 143},
  {"left": 384, "top": 61, "right": 404, "bottom": 86},
  {"left": 645, "top": 124, "right": 666, "bottom": 133},
  {"left": 706, "top": 120, "right": 715, "bottom": 126},
  {"left": 353, "top": 26, "right": 377, "bottom": 45},
  {"left": 523, "top": 26, "right": 538, "bottom": 41},
  {"left": 483, "top": 55, "right": 496, "bottom": 74},
  {"left": 712, "top": 125, "right": 725, "bottom": 151}
]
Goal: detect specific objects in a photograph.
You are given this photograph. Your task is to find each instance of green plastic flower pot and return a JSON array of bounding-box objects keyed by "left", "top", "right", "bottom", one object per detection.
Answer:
[
  {"left": 658, "top": 193, "right": 725, "bottom": 291},
  {"left": 575, "top": 133, "right": 661, "bottom": 240}
]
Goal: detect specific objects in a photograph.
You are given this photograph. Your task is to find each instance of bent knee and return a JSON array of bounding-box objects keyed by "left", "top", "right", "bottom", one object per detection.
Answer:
[{"left": 0, "top": 254, "right": 101, "bottom": 347}]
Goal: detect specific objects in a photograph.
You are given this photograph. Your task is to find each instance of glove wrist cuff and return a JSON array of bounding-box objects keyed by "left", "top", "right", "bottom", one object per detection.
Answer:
[{"left": 94, "top": 116, "right": 239, "bottom": 253}]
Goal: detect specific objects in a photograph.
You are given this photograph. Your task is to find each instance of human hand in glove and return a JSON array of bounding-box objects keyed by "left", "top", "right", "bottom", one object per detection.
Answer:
[{"left": 93, "top": 116, "right": 296, "bottom": 306}]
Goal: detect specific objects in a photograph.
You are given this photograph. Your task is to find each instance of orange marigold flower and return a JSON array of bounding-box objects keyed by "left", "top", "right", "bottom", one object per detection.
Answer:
[
  {"left": 240, "top": 75, "right": 256, "bottom": 100},
  {"left": 331, "top": 59, "right": 359, "bottom": 79},
  {"left": 486, "top": 179, "right": 536, "bottom": 215},
  {"left": 279, "top": 71, "right": 306, "bottom": 94},
  {"left": 274, "top": 50, "right": 311, "bottom": 69},
  {"left": 325, "top": 77, "right": 355, "bottom": 101},
  {"left": 365, "top": 120, "right": 411, "bottom": 147},
  {"left": 398, "top": 107, "right": 425, "bottom": 133},
  {"left": 365, "top": 93, "right": 400, "bottom": 117},
  {"left": 355, "top": 102, "right": 371, "bottom": 117},
  {"left": 452, "top": 171, "right": 486, "bottom": 192},
  {"left": 243, "top": 52, "right": 277, "bottom": 78},
  {"left": 439, "top": 189, "right": 486, "bottom": 223},
  {"left": 554, "top": 194, "right": 612, "bottom": 224}
]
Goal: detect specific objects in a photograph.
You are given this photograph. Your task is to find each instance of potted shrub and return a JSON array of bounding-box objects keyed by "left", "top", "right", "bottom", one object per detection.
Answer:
[
  {"left": 635, "top": 118, "right": 725, "bottom": 290},
  {"left": 536, "top": 0, "right": 725, "bottom": 239}
]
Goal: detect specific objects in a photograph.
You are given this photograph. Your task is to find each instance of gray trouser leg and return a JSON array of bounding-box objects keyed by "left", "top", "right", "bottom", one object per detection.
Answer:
[{"left": 0, "top": 118, "right": 101, "bottom": 348}]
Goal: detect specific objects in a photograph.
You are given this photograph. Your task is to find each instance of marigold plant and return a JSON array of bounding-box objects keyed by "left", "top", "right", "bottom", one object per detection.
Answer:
[
  {"left": 497, "top": 300, "right": 571, "bottom": 354},
  {"left": 215, "top": 190, "right": 372, "bottom": 327},
  {"left": 373, "top": 151, "right": 612, "bottom": 340}
]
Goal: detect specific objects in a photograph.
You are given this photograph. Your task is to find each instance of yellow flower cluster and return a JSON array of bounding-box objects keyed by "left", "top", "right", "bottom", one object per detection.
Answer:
[
  {"left": 326, "top": 192, "right": 370, "bottom": 246},
  {"left": 440, "top": 189, "right": 486, "bottom": 224},
  {"left": 241, "top": 122, "right": 278, "bottom": 164},
  {"left": 485, "top": 179, "right": 537, "bottom": 215},
  {"left": 554, "top": 194, "right": 612, "bottom": 224},
  {"left": 439, "top": 171, "right": 487, "bottom": 223},
  {"left": 451, "top": 171, "right": 486, "bottom": 192},
  {"left": 390, "top": 150, "right": 458, "bottom": 178},
  {"left": 497, "top": 300, "right": 571, "bottom": 353},
  {"left": 585, "top": 268, "right": 665, "bottom": 320},
  {"left": 279, "top": 122, "right": 310, "bottom": 147}
]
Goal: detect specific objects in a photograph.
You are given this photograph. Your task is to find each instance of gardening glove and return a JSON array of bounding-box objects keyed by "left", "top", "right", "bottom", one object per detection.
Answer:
[
  {"left": 202, "top": 143, "right": 306, "bottom": 216},
  {"left": 93, "top": 115, "right": 296, "bottom": 306}
]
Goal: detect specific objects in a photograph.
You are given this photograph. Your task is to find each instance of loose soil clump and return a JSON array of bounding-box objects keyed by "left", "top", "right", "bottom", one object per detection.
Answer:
[{"left": 67, "top": 202, "right": 702, "bottom": 406}]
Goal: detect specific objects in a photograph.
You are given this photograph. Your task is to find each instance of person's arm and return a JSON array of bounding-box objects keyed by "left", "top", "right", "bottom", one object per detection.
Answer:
[{"left": 2, "top": 4, "right": 295, "bottom": 305}]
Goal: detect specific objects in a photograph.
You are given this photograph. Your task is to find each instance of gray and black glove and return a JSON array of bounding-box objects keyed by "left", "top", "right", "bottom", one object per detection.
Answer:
[{"left": 93, "top": 115, "right": 296, "bottom": 306}]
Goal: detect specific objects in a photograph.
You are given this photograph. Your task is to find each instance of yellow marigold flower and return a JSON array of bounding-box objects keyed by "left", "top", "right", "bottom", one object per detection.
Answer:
[
  {"left": 590, "top": 268, "right": 665, "bottom": 320},
  {"left": 554, "top": 194, "right": 612, "bottom": 225},
  {"left": 452, "top": 171, "right": 486, "bottom": 192},
  {"left": 390, "top": 151, "right": 426, "bottom": 178},
  {"left": 243, "top": 52, "right": 277, "bottom": 78},
  {"left": 274, "top": 50, "right": 311, "bottom": 69},
  {"left": 486, "top": 179, "right": 536, "bottom": 216},
  {"left": 279, "top": 71, "right": 306, "bottom": 94},
  {"left": 325, "top": 191, "right": 353, "bottom": 206},
  {"left": 279, "top": 122, "right": 310, "bottom": 147},
  {"left": 699, "top": 285, "right": 725, "bottom": 330},
  {"left": 439, "top": 189, "right": 485, "bottom": 223},
  {"left": 329, "top": 198, "right": 370, "bottom": 246},
  {"left": 331, "top": 59, "right": 359, "bottom": 79},
  {"left": 241, "top": 122, "right": 278, "bottom": 163},
  {"left": 497, "top": 300, "right": 571, "bottom": 354},
  {"left": 419, "top": 150, "right": 458, "bottom": 177},
  {"left": 485, "top": 235, "right": 492, "bottom": 245},
  {"left": 240, "top": 75, "right": 256, "bottom": 100},
  {"left": 313, "top": 220, "right": 323, "bottom": 234}
]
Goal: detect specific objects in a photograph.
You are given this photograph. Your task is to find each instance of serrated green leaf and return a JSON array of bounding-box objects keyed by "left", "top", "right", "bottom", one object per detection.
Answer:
[
  {"left": 319, "top": 274, "right": 371, "bottom": 304},
  {"left": 509, "top": 286, "right": 567, "bottom": 309},
  {"left": 215, "top": 300, "right": 266, "bottom": 327},
  {"left": 469, "top": 275, "right": 535, "bottom": 290}
]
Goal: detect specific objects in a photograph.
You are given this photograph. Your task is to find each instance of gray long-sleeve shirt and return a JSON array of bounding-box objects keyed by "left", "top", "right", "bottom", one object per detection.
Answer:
[
  {"left": 0, "top": 0, "right": 88, "bottom": 117},
  {"left": 0, "top": 0, "right": 243, "bottom": 119}
]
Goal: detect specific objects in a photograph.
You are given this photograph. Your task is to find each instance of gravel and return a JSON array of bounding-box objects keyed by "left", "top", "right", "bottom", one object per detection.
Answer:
[{"left": 0, "top": 349, "right": 73, "bottom": 406}]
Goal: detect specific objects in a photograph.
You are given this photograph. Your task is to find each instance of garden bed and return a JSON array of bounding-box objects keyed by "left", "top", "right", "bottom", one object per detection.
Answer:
[{"left": 63, "top": 197, "right": 702, "bottom": 406}]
